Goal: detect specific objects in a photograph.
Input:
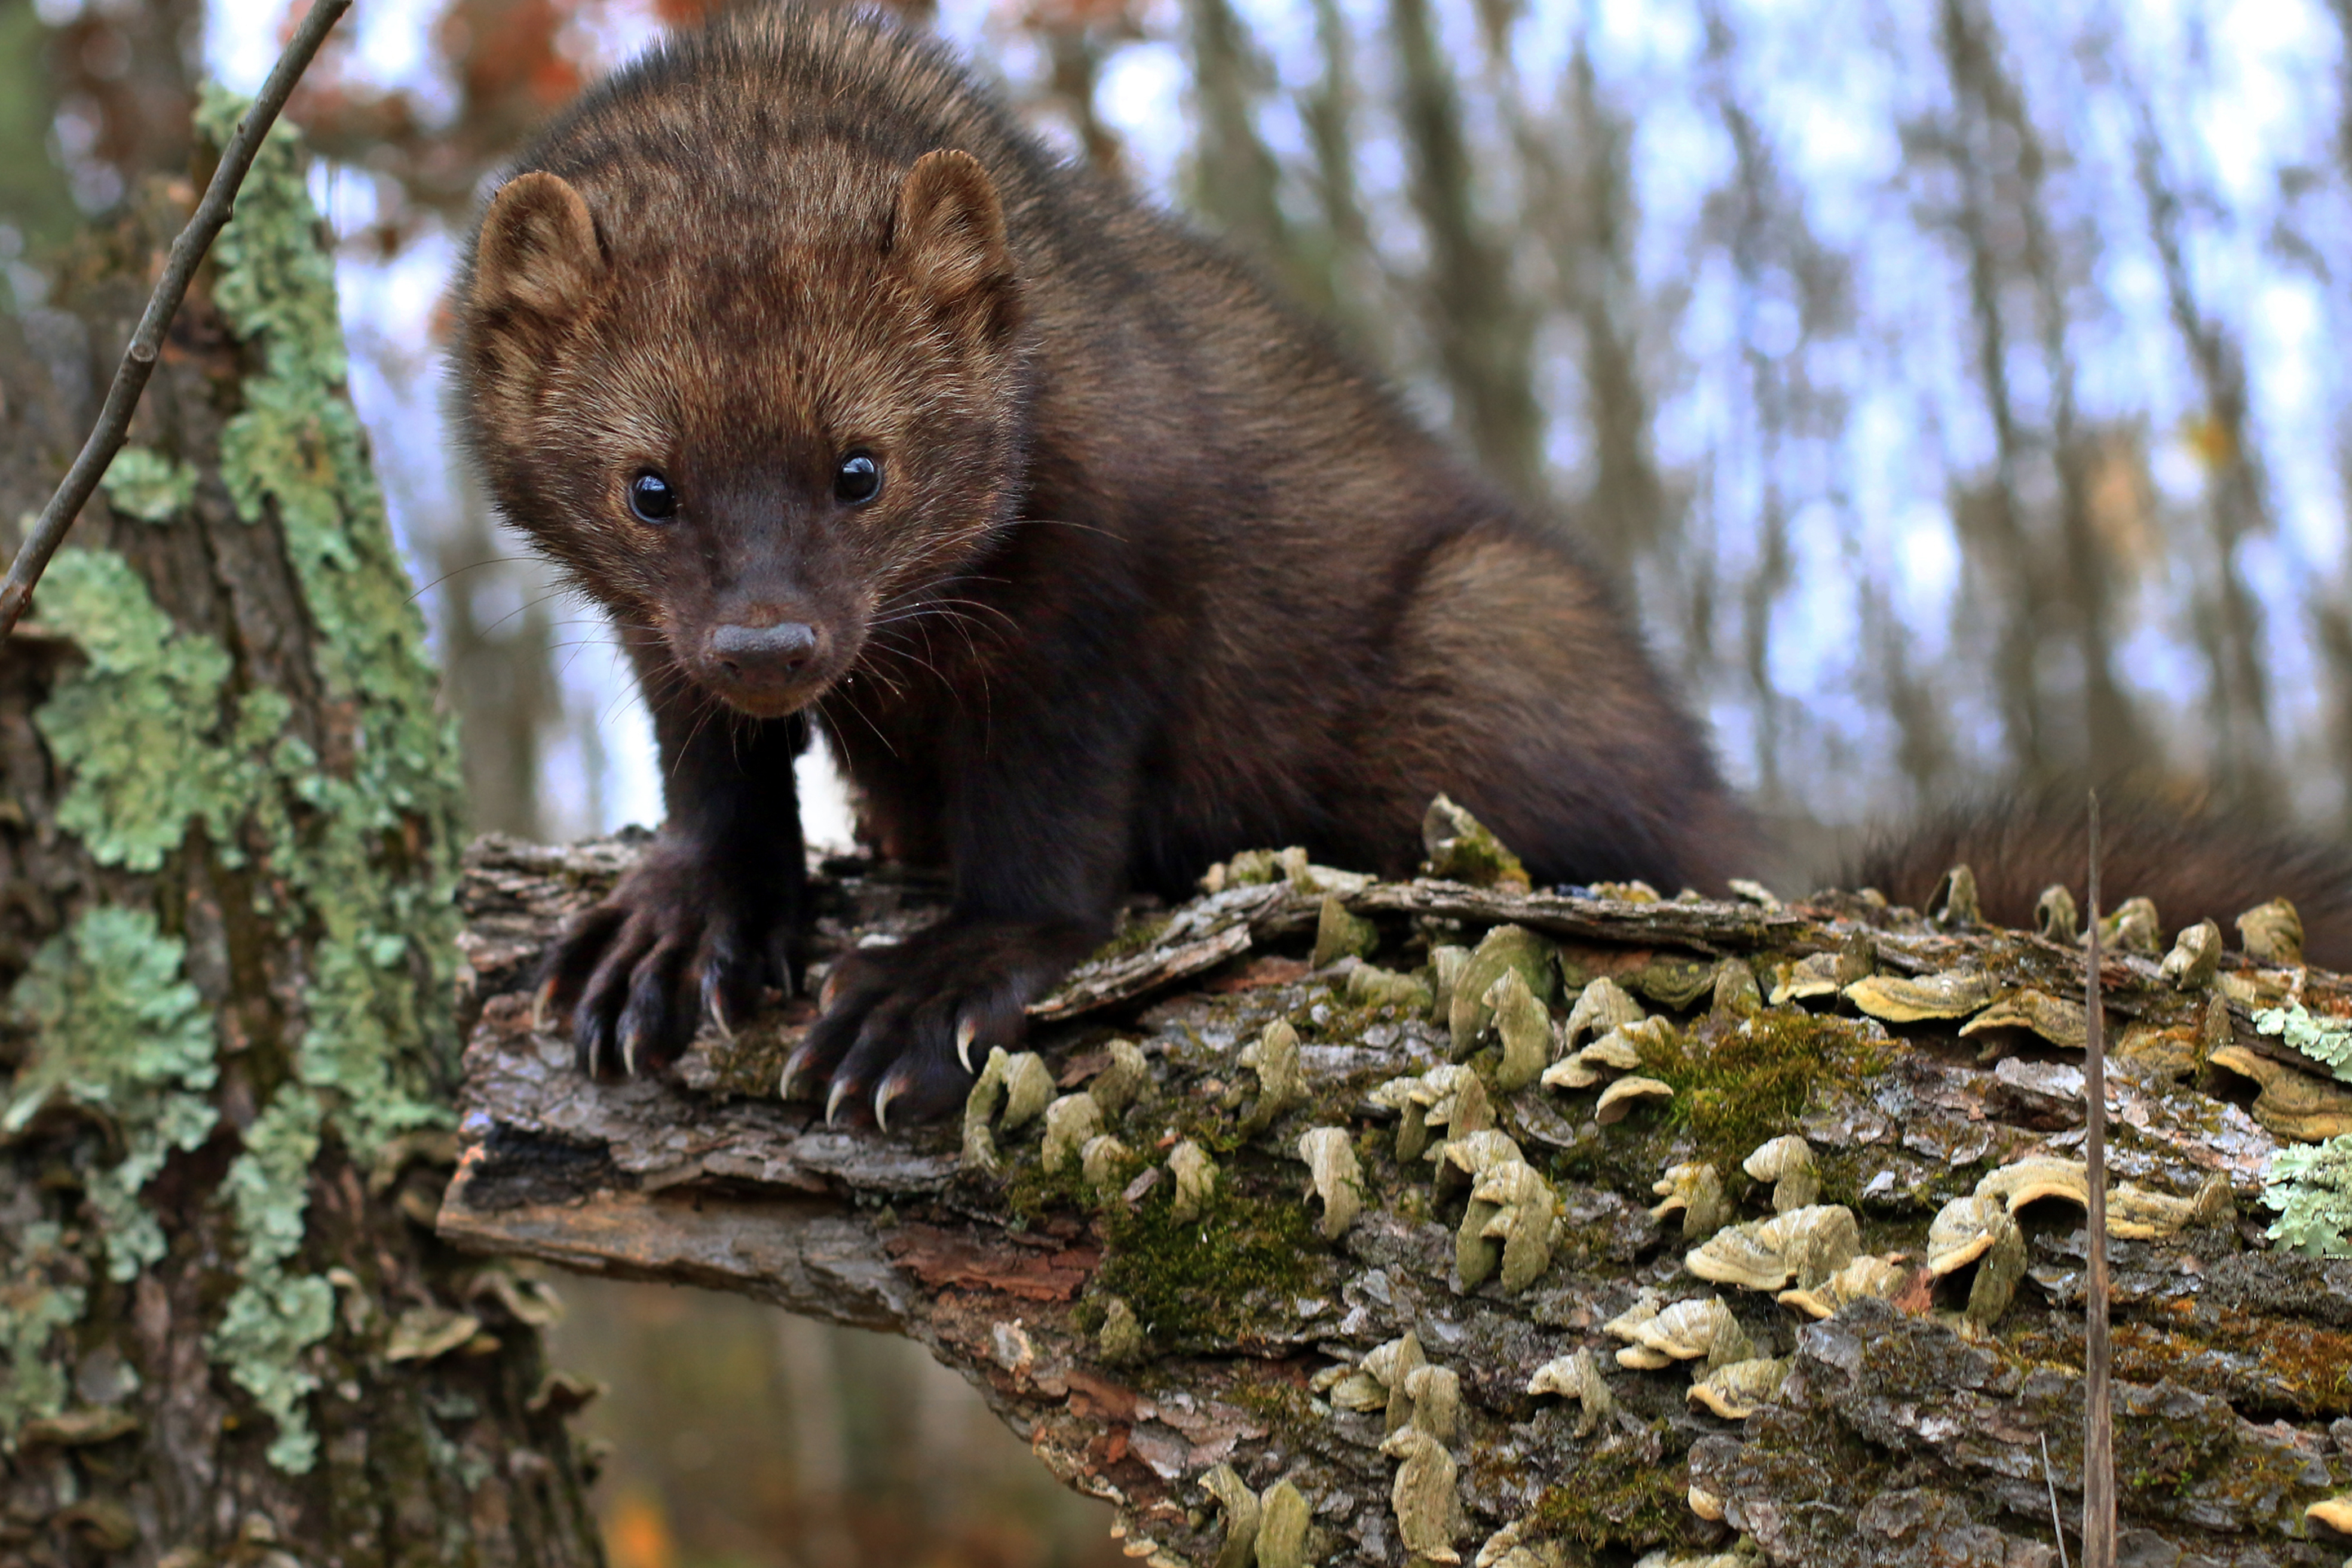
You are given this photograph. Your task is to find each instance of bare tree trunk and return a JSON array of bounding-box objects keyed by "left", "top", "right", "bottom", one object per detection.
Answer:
[{"left": 0, "top": 105, "right": 599, "bottom": 1565}]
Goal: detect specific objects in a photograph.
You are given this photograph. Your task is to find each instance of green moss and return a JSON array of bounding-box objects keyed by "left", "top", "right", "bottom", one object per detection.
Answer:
[
  {"left": 1087, "top": 911, "right": 1175, "bottom": 964},
  {"left": 4, "top": 908, "right": 218, "bottom": 1282},
  {"left": 100, "top": 444, "right": 198, "bottom": 521},
  {"left": 1094, "top": 1179, "right": 1324, "bottom": 1347},
  {"left": 1646, "top": 1009, "right": 1885, "bottom": 1169},
  {"left": 1523, "top": 1425, "right": 1689, "bottom": 1550}
]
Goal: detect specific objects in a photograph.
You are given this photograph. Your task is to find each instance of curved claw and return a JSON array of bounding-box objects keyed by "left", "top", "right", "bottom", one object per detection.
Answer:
[
  {"left": 955, "top": 1016, "right": 979, "bottom": 1074},
  {"left": 874, "top": 1075, "right": 910, "bottom": 1133},
  {"left": 707, "top": 984, "right": 735, "bottom": 1044},
  {"left": 531, "top": 978, "right": 559, "bottom": 1036},
  {"left": 825, "top": 1076, "right": 854, "bottom": 1127},
  {"left": 621, "top": 1024, "right": 643, "bottom": 1080},
  {"left": 778, "top": 1044, "right": 817, "bottom": 1103}
]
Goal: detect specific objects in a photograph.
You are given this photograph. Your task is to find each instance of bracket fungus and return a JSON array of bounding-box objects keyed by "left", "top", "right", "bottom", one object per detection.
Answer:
[
  {"left": 1380, "top": 1427, "right": 1463, "bottom": 1565},
  {"left": 2238, "top": 897, "right": 2305, "bottom": 965},
  {"left": 961, "top": 1047, "right": 1058, "bottom": 1174},
  {"left": 1561, "top": 977, "right": 1646, "bottom": 1050},
  {"left": 1040, "top": 1091, "right": 1105, "bottom": 1174},
  {"left": 1237, "top": 1018, "right": 1304, "bottom": 1135},
  {"left": 1079, "top": 1133, "right": 1131, "bottom": 1197},
  {"left": 2035, "top": 882, "right": 2079, "bottom": 942},
  {"left": 1688, "top": 1356, "right": 1789, "bottom": 1420},
  {"left": 1594, "top": 1075, "right": 1674, "bottom": 1125},
  {"left": 1402, "top": 1362, "right": 1461, "bottom": 1442},
  {"left": 1432, "top": 1129, "right": 1526, "bottom": 1197},
  {"left": 1348, "top": 963, "right": 1435, "bottom": 1013},
  {"left": 1089, "top": 1038, "right": 1150, "bottom": 1116},
  {"left": 1684, "top": 1205, "right": 1858, "bottom": 1293},
  {"left": 1097, "top": 1297, "right": 1145, "bottom": 1365},
  {"left": 1609, "top": 1295, "right": 1751, "bottom": 1371},
  {"left": 1254, "top": 1481, "right": 1312, "bottom": 1568},
  {"left": 1422, "top": 792, "right": 1533, "bottom": 889},
  {"left": 1311, "top": 893, "right": 1380, "bottom": 968},
  {"left": 2159, "top": 919, "right": 2223, "bottom": 991},
  {"left": 2100, "top": 896, "right": 2163, "bottom": 957},
  {"left": 1710, "top": 960, "right": 1763, "bottom": 1018},
  {"left": 1843, "top": 969, "right": 1995, "bottom": 1022},
  {"left": 1526, "top": 1348, "right": 1615, "bottom": 1436},
  {"left": 1649, "top": 1162, "right": 1732, "bottom": 1240},
  {"left": 1200, "top": 1462, "right": 1263, "bottom": 1568},
  {"left": 1740, "top": 1135, "right": 1818, "bottom": 1214},
  {"left": 1927, "top": 863, "right": 1981, "bottom": 928},
  {"left": 1296, "top": 1126, "right": 1364, "bottom": 1240},
  {"left": 1168, "top": 1138, "right": 1218, "bottom": 1221},
  {"left": 1926, "top": 1194, "right": 2026, "bottom": 1323},
  {"left": 1461, "top": 1160, "right": 1557, "bottom": 1292},
  {"left": 1775, "top": 1253, "right": 1910, "bottom": 1319},
  {"left": 1483, "top": 967, "right": 1552, "bottom": 1092},
  {"left": 1957, "top": 989, "right": 2086, "bottom": 1051},
  {"left": 1542, "top": 1015, "right": 1664, "bottom": 1092},
  {"left": 1450, "top": 924, "right": 1557, "bottom": 1055},
  {"left": 1374, "top": 1066, "right": 1494, "bottom": 1164}
]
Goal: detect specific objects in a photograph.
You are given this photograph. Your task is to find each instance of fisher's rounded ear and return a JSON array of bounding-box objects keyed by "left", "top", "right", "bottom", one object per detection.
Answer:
[
  {"left": 893, "top": 149, "right": 1019, "bottom": 341},
  {"left": 473, "top": 171, "right": 604, "bottom": 323}
]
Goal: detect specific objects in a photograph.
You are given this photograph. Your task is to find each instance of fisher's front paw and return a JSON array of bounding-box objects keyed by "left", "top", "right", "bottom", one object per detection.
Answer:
[
  {"left": 780, "top": 920, "right": 1098, "bottom": 1128},
  {"left": 541, "top": 837, "right": 802, "bottom": 1079}
]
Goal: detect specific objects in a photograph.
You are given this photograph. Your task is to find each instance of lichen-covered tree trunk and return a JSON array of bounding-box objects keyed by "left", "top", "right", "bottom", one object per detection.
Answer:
[
  {"left": 0, "top": 97, "right": 600, "bottom": 1565},
  {"left": 445, "top": 834, "right": 2352, "bottom": 1567}
]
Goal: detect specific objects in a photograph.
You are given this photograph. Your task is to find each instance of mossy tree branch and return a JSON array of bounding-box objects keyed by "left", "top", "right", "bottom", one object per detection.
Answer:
[{"left": 445, "top": 833, "right": 2352, "bottom": 1567}]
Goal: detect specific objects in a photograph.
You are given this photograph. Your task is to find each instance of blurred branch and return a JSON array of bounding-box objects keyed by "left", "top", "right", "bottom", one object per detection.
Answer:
[
  {"left": 1389, "top": 0, "right": 1545, "bottom": 501},
  {"left": 0, "top": 0, "right": 351, "bottom": 637}
]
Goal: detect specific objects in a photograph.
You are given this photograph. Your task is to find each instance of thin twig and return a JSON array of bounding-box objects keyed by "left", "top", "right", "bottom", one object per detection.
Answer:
[
  {"left": 0, "top": 0, "right": 353, "bottom": 638},
  {"left": 2042, "top": 1433, "right": 2071, "bottom": 1568},
  {"left": 2082, "top": 791, "right": 2117, "bottom": 1566}
]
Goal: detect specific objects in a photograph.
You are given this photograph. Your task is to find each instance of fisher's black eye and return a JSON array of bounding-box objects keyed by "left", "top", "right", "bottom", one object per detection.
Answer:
[
  {"left": 629, "top": 470, "right": 677, "bottom": 523},
  {"left": 834, "top": 451, "right": 882, "bottom": 506}
]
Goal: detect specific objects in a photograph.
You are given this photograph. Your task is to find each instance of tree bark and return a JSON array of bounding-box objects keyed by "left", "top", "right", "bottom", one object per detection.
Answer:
[
  {"left": 446, "top": 836, "right": 2352, "bottom": 1567},
  {"left": 0, "top": 105, "right": 599, "bottom": 1566}
]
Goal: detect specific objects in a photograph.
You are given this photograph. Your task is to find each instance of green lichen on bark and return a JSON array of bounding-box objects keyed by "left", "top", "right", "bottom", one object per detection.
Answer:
[
  {"left": 210, "top": 1088, "right": 336, "bottom": 1472},
  {"left": 30, "top": 548, "right": 279, "bottom": 872},
  {"left": 194, "top": 81, "right": 461, "bottom": 1152},
  {"left": 98, "top": 444, "right": 197, "bottom": 521},
  {"left": 6, "top": 90, "right": 466, "bottom": 1473},
  {"left": 2263, "top": 1134, "right": 2352, "bottom": 1258},
  {"left": 4, "top": 907, "right": 218, "bottom": 1281},
  {"left": 0, "top": 1223, "right": 86, "bottom": 1436}
]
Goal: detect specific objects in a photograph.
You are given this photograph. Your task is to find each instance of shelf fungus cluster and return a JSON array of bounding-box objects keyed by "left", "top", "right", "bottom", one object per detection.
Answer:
[
  {"left": 1601, "top": 1292, "right": 1790, "bottom": 1422},
  {"left": 1315, "top": 1333, "right": 1468, "bottom": 1563},
  {"left": 443, "top": 816, "right": 2352, "bottom": 1567}
]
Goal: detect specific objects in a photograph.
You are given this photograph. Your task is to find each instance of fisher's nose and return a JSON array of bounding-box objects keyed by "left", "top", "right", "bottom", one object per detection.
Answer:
[{"left": 709, "top": 618, "right": 820, "bottom": 679}]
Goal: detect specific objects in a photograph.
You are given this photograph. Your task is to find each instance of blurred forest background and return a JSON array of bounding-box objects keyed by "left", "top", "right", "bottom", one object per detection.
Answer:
[{"left": 3, "top": 0, "right": 2347, "bottom": 1561}]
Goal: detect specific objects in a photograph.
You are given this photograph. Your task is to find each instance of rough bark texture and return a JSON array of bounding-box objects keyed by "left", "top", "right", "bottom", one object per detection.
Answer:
[
  {"left": 0, "top": 106, "right": 599, "bottom": 1566},
  {"left": 444, "top": 834, "right": 2352, "bottom": 1568}
]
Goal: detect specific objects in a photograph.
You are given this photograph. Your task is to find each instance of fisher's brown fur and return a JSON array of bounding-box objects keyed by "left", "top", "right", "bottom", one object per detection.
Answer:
[
  {"left": 452, "top": 5, "right": 2346, "bottom": 1125},
  {"left": 452, "top": 3, "right": 1742, "bottom": 1120}
]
